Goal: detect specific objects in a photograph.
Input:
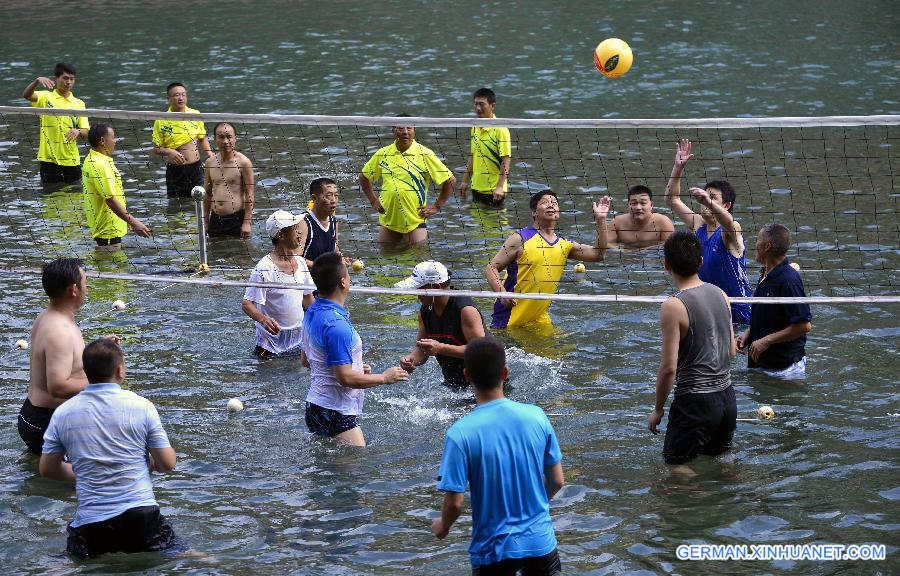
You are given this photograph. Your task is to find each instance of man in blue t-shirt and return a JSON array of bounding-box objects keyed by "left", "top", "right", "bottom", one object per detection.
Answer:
[
  {"left": 301, "top": 251, "right": 408, "bottom": 446},
  {"left": 737, "top": 224, "right": 813, "bottom": 379},
  {"left": 432, "top": 336, "right": 565, "bottom": 574},
  {"left": 39, "top": 338, "right": 178, "bottom": 558}
]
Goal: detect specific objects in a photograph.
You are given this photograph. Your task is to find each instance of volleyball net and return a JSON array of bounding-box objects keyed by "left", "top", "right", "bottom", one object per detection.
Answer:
[{"left": 0, "top": 106, "right": 897, "bottom": 303}]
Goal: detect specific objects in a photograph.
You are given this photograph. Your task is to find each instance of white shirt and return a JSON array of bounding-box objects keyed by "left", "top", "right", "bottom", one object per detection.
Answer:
[{"left": 243, "top": 254, "right": 314, "bottom": 355}]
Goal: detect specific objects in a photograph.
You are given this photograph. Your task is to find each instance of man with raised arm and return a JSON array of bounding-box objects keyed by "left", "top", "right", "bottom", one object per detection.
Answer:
[
  {"left": 40, "top": 338, "right": 178, "bottom": 558},
  {"left": 17, "top": 259, "right": 89, "bottom": 455},
  {"left": 396, "top": 260, "right": 485, "bottom": 388},
  {"left": 82, "top": 123, "right": 152, "bottom": 249},
  {"left": 360, "top": 116, "right": 456, "bottom": 245},
  {"left": 665, "top": 139, "right": 753, "bottom": 323},
  {"left": 736, "top": 224, "right": 813, "bottom": 379},
  {"left": 301, "top": 252, "right": 409, "bottom": 446},
  {"left": 22, "top": 62, "right": 90, "bottom": 185},
  {"left": 486, "top": 190, "right": 610, "bottom": 329},
  {"left": 203, "top": 122, "right": 254, "bottom": 239},
  {"left": 458, "top": 87, "right": 512, "bottom": 207},
  {"left": 152, "top": 82, "right": 214, "bottom": 198},
  {"left": 432, "top": 336, "right": 565, "bottom": 574},
  {"left": 648, "top": 231, "right": 737, "bottom": 466},
  {"left": 597, "top": 185, "right": 675, "bottom": 249}
]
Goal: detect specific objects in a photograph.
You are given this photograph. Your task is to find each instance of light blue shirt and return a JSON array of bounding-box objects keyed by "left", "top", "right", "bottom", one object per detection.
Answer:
[
  {"left": 43, "top": 382, "right": 171, "bottom": 527},
  {"left": 437, "top": 398, "right": 561, "bottom": 566},
  {"left": 302, "top": 298, "right": 365, "bottom": 415}
]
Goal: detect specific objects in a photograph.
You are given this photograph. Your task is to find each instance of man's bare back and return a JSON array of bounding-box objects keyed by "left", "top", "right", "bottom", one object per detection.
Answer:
[
  {"left": 611, "top": 212, "right": 675, "bottom": 249},
  {"left": 28, "top": 307, "right": 86, "bottom": 409},
  {"left": 206, "top": 151, "right": 251, "bottom": 216}
]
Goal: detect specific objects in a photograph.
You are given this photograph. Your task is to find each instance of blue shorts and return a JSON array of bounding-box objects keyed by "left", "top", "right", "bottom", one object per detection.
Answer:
[{"left": 305, "top": 402, "right": 359, "bottom": 438}]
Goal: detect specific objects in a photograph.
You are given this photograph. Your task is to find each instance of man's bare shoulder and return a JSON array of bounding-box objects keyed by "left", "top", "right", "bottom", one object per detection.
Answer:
[
  {"left": 32, "top": 309, "right": 81, "bottom": 345},
  {"left": 235, "top": 152, "right": 253, "bottom": 167},
  {"left": 205, "top": 153, "right": 223, "bottom": 168}
]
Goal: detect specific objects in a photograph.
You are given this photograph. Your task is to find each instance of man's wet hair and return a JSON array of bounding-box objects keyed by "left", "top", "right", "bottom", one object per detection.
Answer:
[
  {"left": 213, "top": 122, "right": 236, "bottom": 136},
  {"left": 530, "top": 189, "right": 558, "bottom": 212},
  {"left": 54, "top": 62, "right": 76, "bottom": 77},
  {"left": 42, "top": 258, "right": 84, "bottom": 299},
  {"left": 82, "top": 338, "right": 124, "bottom": 384},
  {"left": 473, "top": 87, "right": 497, "bottom": 104},
  {"left": 464, "top": 336, "right": 506, "bottom": 390},
  {"left": 627, "top": 185, "right": 652, "bottom": 200},
  {"left": 664, "top": 231, "right": 703, "bottom": 277},
  {"left": 88, "top": 123, "right": 112, "bottom": 148},
  {"left": 705, "top": 180, "right": 736, "bottom": 213},
  {"left": 310, "top": 177, "right": 337, "bottom": 197},
  {"left": 760, "top": 223, "right": 791, "bottom": 257},
  {"left": 166, "top": 82, "right": 186, "bottom": 95},
  {"left": 310, "top": 252, "right": 347, "bottom": 294}
]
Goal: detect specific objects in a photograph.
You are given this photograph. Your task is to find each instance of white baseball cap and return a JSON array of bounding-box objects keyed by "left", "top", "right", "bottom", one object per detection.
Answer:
[
  {"left": 394, "top": 260, "right": 450, "bottom": 290},
  {"left": 265, "top": 210, "right": 304, "bottom": 239}
]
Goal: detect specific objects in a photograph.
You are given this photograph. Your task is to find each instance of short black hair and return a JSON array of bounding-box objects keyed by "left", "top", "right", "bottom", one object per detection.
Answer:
[
  {"left": 705, "top": 180, "right": 736, "bottom": 213},
  {"left": 464, "top": 336, "right": 506, "bottom": 390},
  {"left": 529, "top": 189, "right": 558, "bottom": 212},
  {"left": 82, "top": 338, "right": 124, "bottom": 384},
  {"left": 54, "top": 62, "right": 76, "bottom": 77},
  {"left": 310, "top": 177, "right": 337, "bottom": 197},
  {"left": 473, "top": 87, "right": 496, "bottom": 104},
  {"left": 42, "top": 258, "right": 84, "bottom": 299},
  {"left": 310, "top": 251, "right": 347, "bottom": 294},
  {"left": 88, "top": 123, "right": 112, "bottom": 148},
  {"left": 166, "top": 82, "right": 186, "bottom": 95},
  {"left": 760, "top": 223, "right": 791, "bottom": 257},
  {"left": 213, "top": 122, "right": 235, "bottom": 136},
  {"left": 628, "top": 185, "right": 652, "bottom": 200},
  {"left": 664, "top": 230, "right": 702, "bottom": 277}
]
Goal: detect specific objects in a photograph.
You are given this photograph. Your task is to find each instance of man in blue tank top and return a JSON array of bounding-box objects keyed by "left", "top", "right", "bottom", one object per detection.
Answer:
[
  {"left": 665, "top": 139, "right": 753, "bottom": 323},
  {"left": 432, "top": 336, "right": 565, "bottom": 574},
  {"left": 649, "top": 231, "right": 737, "bottom": 467}
]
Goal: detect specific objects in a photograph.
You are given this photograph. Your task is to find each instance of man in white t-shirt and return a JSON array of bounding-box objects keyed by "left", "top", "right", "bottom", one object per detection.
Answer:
[{"left": 241, "top": 210, "right": 315, "bottom": 358}]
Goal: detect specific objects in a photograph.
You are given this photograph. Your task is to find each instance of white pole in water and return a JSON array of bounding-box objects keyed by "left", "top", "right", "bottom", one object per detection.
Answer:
[{"left": 191, "top": 186, "right": 208, "bottom": 269}]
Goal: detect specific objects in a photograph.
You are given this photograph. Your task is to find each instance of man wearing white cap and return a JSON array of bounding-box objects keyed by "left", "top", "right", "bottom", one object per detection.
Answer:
[
  {"left": 397, "top": 261, "right": 485, "bottom": 388},
  {"left": 241, "top": 210, "right": 315, "bottom": 358}
]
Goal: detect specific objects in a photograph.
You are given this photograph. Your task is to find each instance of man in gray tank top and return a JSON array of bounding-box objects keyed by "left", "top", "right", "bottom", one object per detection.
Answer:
[{"left": 648, "top": 231, "right": 737, "bottom": 465}]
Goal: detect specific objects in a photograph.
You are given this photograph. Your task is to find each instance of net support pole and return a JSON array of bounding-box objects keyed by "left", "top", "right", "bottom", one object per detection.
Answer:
[{"left": 191, "top": 186, "right": 208, "bottom": 269}]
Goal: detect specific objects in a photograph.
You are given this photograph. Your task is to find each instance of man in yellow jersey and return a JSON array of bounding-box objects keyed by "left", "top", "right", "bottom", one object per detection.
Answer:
[
  {"left": 485, "top": 190, "right": 610, "bottom": 329},
  {"left": 22, "top": 62, "right": 90, "bottom": 185},
  {"left": 458, "top": 88, "right": 512, "bottom": 207},
  {"left": 82, "top": 124, "right": 151, "bottom": 249},
  {"left": 360, "top": 115, "right": 455, "bottom": 245},
  {"left": 152, "top": 82, "right": 214, "bottom": 198}
]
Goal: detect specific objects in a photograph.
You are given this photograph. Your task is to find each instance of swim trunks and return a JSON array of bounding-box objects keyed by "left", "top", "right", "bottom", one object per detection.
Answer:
[
  {"left": 66, "top": 505, "right": 177, "bottom": 559},
  {"left": 94, "top": 237, "right": 122, "bottom": 246},
  {"left": 165, "top": 161, "right": 203, "bottom": 198},
  {"left": 472, "top": 548, "right": 562, "bottom": 576},
  {"left": 305, "top": 402, "right": 359, "bottom": 438},
  {"left": 18, "top": 398, "right": 55, "bottom": 454},
  {"left": 663, "top": 386, "right": 736, "bottom": 465},
  {"left": 472, "top": 189, "right": 504, "bottom": 207},
  {"left": 208, "top": 209, "right": 245, "bottom": 237},
  {"left": 40, "top": 162, "right": 82, "bottom": 184}
]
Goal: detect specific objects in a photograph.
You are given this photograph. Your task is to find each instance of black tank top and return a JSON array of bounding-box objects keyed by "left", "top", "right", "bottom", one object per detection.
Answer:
[
  {"left": 302, "top": 210, "right": 337, "bottom": 261},
  {"left": 421, "top": 296, "right": 482, "bottom": 387}
]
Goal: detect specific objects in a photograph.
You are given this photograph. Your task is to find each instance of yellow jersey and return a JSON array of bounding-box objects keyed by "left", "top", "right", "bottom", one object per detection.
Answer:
[
  {"left": 152, "top": 106, "right": 206, "bottom": 150},
  {"left": 361, "top": 140, "right": 452, "bottom": 233},
  {"left": 491, "top": 226, "right": 572, "bottom": 328},
  {"left": 31, "top": 90, "right": 90, "bottom": 166},
  {"left": 82, "top": 149, "right": 127, "bottom": 239},
  {"left": 470, "top": 118, "right": 511, "bottom": 193}
]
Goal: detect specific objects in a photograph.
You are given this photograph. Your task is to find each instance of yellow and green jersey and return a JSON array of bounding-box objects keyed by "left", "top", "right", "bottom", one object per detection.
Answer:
[
  {"left": 361, "top": 140, "right": 452, "bottom": 233},
  {"left": 152, "top": 106, "right": 206, "bottom": 150},
  {"left": 82, "top": 149, "right": 127, "bottom": 239},
  {"left": 491, "top": 226, "right": 573, "bottom": 328},
  {"left": 31, "top": 90, "right": 90, "bottom": 166},
  {"left": 470, "top": 118, "right": 511, "bottom": 193}
]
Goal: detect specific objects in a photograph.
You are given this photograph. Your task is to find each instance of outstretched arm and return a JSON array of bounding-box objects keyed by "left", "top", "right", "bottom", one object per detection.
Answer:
[
  {"left": 665, "top": 139, "right": 702, "bottom": 230},
  {"left": 569, "top": 197, "right": 609, "bottom": 262},
  {"left": 689, "top": 187, "right": 744, "bottom": 257},
  {"left": 23, "top": 76, "right": 55, "bottom": 102}
]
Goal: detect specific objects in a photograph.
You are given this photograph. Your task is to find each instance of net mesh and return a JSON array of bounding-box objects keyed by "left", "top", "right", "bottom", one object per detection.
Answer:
[{"left": 0, "top": 106, "right": 897, "bottom": 300}]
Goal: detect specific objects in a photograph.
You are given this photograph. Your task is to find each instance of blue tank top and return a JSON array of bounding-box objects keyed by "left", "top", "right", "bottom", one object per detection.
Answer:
[
  {"left": 302, "top": 210, "right": 337, "bottom": 262},
  {"left": 696, "top": 224, "right": 752, "bottom": 324}
]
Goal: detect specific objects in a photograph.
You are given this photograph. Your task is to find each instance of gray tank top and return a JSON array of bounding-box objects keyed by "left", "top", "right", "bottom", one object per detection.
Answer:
[{"left": 673, "top": 283, "right": 733, "bottom": 395}]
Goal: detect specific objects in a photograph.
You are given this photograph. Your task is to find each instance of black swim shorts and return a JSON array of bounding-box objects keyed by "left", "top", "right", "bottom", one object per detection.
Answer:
[
  {"left": 305, "top": 402, "right": 359, "bottom": 438},
  {"left": 208, "top": 209, "right": 245, "bottom": 237},
  {"left": 165, "top": 160, "right": 203, "bottom": 198},
  {"left": 472, "top": 548, "right": 562, "bottom": 576},
  {"left": 66, "top": 505, "right": 177, "bottom": 559},
  {"left": 40, "top": 162, "right": 81, "bottom": 185},
  {"left": 472, "top": 189, "right": 505, "bottom": 207},
  {"left": 663, "top": 386, "right": 736, "bottom": 465},
  {"left": 18, "top": 398, "right": 55, "bottom": 454}
]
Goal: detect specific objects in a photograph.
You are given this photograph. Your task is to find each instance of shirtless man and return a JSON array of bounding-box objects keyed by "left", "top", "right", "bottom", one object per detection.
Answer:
[
  {"left": 598, "top": 185, "right": 674, "bottom": 250},
  {"left": 18, "top": 259, "right": 89, "bottom": 454},
  {"left": 203, "top": 122, "right": 254, "bottom": 238},
  {"left": 152, "top": 82, "right": 214, "bottom": 198}
]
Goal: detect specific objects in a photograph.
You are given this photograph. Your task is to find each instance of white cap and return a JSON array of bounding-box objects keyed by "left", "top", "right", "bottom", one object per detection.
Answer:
[
  {"left": 394, "top": 260, "right": 450, "bottom": 290},
  {"left": 265, "top": 210, "right": 304, "bottom": 239}
]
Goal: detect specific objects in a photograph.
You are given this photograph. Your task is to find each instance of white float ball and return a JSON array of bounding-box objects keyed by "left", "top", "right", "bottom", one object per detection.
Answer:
[
  {"left": 15, "top": 339, "right": 28, "bottom": 351},
  {"left": 112, "top": 300, "right": 126, "bottom": 311},
  {"left": 789, "top": 262, "right": 801, "bottom": 272},
  {"left": 757, "top": 405, "right": 775, "bottom": 420},
  {"left": 226, "top": 398, "right": 244, "bottom": 412}
]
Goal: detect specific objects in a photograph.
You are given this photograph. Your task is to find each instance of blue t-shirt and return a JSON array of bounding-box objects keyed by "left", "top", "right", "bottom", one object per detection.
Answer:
[
  {"left": 42, "top": 382, "right": 171, "bottom": 527},
  {"left": 302, "top": 297, "right": 365, "bottom": 414},
  {"left": 437, "top": 398, "right": 562, "bottom": 566},
  {"left": 697, "top": 224, "right": 753, "bottom": 323},
  {"left": 748, "top": 258, "right": 812, "bottom": 370}
]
